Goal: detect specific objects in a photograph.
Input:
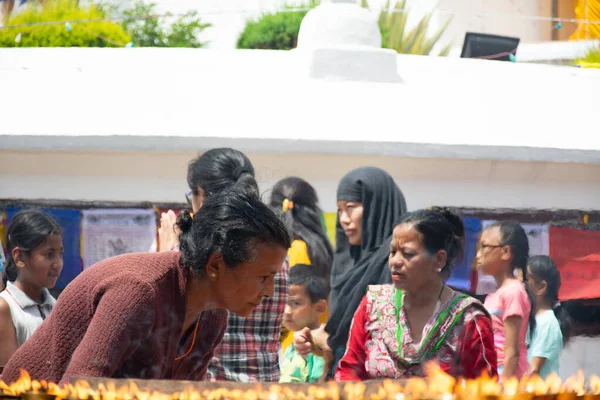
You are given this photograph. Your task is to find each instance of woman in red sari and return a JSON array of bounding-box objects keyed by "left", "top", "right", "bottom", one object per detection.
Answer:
[{"left": 334, "top": 207, "right": 497, "bottom": 380}]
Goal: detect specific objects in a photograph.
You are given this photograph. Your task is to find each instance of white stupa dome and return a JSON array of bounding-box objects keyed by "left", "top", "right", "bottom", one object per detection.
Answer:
[{"left": 294, "top": 0, "right": 402, "bottom": 83}]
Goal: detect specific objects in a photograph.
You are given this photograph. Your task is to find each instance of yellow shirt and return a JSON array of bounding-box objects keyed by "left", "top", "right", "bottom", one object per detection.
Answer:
[
  {"left": 282, "top": 240, "right": 329, "bottom": 353},
  {"left": 289, "top": 240, "right": 311, "bottom": 266}
]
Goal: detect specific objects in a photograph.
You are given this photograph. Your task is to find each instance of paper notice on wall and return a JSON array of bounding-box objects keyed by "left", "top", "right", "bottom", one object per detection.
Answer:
[
  {"left": 521, "top": 223, "right": 550, "bottom": 256},
  {"left": 82, "top": 209, "right": 157, "bottom": 269},
  {"left": 476, "top": 220, "right": 550, "bottom": 294}
]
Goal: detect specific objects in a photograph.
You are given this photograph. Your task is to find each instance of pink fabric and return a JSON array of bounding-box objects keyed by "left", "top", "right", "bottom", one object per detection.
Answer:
[
  {"left": 483, "top": 280, "right": 531, "bottom": 378},
  {"left": 335, "top": 285, "right": 497, "bottom": 381}
]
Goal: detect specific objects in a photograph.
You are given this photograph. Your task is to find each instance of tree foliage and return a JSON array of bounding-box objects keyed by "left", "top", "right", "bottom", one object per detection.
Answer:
[
  {"left": 0, "top": 0, "right": 130, "bottom": 48},
  {"left": 236, "top": 1, "right": 317, "bottom": 50},
  {"left": 121, "top": 1, "right": 211, "bottom": 48},
  {"left": 237, "top": 0, "right": 451, "bottom": 56},
  {"left": 0, "top": 0, "right": 211, "bottom": 48}
]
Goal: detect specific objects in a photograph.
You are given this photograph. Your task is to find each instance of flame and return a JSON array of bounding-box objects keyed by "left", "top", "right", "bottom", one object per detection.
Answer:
[
  {"left": 590, "top": 375, "right": 600, "bottom": 394},
  {"left": 424, "top": 362, "right": 456, "bottom": 397},
  {"left": 563, "top": 370, "right": 586, "bottom": 395},
  {"left": 403, "top": 377, "right": 427, "bottom": 399},
  {"left": 1, "top": 366, "right": 599, "bottom": 399},
  {"left": 521, "top": 374, "right": 547, "bottom": 395},
  {"left": 546, "top": 373, "right": 563, "bottom": 394},
  {"left": 0, "top": 370, "right": 33, "bottom": 395}
]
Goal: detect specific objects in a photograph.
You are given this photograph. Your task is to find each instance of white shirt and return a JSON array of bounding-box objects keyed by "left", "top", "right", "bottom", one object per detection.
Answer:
[{"left": 0, "top": 281, "right": 56, "bottom": 347}]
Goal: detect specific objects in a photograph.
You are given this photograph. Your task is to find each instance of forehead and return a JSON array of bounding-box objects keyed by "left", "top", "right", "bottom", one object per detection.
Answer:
[
  {"left": 392, "top": 223, "right": 422, "bottom": 246},
  {"left": 37, "top": 234, "right": 63, "bottom": 249},
  {"left": 526, "top": 265, "right": 533, "bottom": 275},
  {"left": 481, "top": 226, "right": 501, "bottom": 242},
  {"left": 337, "top": 200, "right": 362, "bottom": 207},
  {"left": 289, "top": 284, "right": 310, "bottom": 298},
  {"left": 242, "top": 242, "right": 286, "bottom": 273}
]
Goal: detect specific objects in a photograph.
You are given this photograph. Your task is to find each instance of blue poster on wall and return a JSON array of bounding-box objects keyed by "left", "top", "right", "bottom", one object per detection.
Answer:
[
  {"left": 446, "top": 216, "right": 482, "bottom": 291},
  {"left": 5, "top": 207, "right": 81, "bottom": 290}
]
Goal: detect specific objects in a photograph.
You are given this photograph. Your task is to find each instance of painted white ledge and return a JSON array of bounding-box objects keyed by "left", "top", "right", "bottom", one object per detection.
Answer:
[{"left": 0, "top": 48, "right": 599, "bottom": 164}]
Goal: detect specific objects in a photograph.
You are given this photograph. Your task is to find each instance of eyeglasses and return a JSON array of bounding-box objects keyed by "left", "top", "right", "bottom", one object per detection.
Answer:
[
  {"left": 185, "top": 190, "right": 193, "bottom": 205},
  {"left": 479, "top": 244, "right": 504, "bottom": 251}
]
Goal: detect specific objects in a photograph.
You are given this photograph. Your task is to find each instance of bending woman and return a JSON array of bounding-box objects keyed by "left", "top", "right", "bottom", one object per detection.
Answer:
[
  {"left": 161, "top": 148, "right": 289, "bottom": 382},
  {"left": 1, "top": 189, "right": 291, "bottom": 384},
  {"left": 335, "top": 208, "right": 497, "bottom": 380}
]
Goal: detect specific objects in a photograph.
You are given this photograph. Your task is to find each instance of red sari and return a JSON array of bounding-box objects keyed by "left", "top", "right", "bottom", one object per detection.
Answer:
[{"left": 335, "top": 285, "right": 497, "bottom": 381}]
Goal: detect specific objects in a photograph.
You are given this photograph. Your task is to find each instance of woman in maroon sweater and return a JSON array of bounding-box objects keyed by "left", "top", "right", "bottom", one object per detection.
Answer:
[{"left": 1, "top": 189, "right": 291, "bottom": 385}]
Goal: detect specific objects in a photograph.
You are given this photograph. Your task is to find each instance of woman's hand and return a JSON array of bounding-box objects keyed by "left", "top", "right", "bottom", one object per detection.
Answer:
[
  {"left": 311, "top": 325, "right": 333, "bottom": 382},
  {"left": 293, "top": 325, "right": 333, "bottom": 381},
  {"left": 293, "top": 327, "right": 313, "bottom": 358},
  {"left": 158, "top": 210, "right": 180, "bottom": 252},
  {"left": 311, "top": 324, "right": 331, "bottom": 356}
]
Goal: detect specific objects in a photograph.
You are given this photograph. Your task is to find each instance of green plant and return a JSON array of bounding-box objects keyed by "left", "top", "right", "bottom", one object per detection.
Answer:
[
  {"left": 577, "top": 45, "right": 600, "bottom": 67},
  {"left": 364, "top": 0, "right": 452, "bottom": 56},
  {"left": 236, "top": 1, "right": 318, "bottom": 50},
  {"left": 236, "top": 0, "right": 451, "bottom": 56},
  {"left": 0, "top": 0, "right": 131, "bottom": 48},
  {"left": 121, "top": 1, "right": 211, "bottom": 48}
]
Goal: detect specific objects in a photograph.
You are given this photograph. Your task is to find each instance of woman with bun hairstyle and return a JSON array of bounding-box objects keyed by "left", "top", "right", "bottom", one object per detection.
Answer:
[
  {"left": 1, "top": 189, "right": 291, "bottom": 385},
  {"left": 159, "top": 148, "right": 289, "bottom": 382},
  {"left": 269, "top": 177, "right": 333, "bottom": 277},
  {"left": 334, "top": 207, "right": 497, "bottom": 380},
  {"left": 159, "top": 148, "right": 259, "bottom": 252}
]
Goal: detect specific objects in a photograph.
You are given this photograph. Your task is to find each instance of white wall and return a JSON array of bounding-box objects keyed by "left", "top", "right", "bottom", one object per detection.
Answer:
[
  {"left": 2, "top": 150, "right": 599, "bottom": 212},
  {"left": 560, "top": 337, "right": 600, "bottom": 380},
  {"left": 436, "top": 0, "right": 553, "bottom": 47}
]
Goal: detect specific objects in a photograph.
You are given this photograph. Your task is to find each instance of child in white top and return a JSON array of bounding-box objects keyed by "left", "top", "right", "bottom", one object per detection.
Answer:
[
  {"left": 0, "top": 210, "right": 63, "bottom": 371},
  {"left": 526, "top": 255, "right": 571, "bottom": 378}
]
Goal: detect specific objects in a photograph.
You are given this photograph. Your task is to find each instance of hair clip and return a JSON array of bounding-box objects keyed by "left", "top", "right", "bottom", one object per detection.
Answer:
[{"left": 282, "top": 199, "right": 294, "bottom": 213}]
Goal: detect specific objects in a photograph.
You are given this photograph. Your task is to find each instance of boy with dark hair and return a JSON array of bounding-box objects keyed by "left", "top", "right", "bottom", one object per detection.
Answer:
[{"left": 280, "top": 264, "right": 328, "bottom": 383}]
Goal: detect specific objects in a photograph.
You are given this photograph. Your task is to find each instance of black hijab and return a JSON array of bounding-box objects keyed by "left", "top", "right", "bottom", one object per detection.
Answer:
[{"left": 326, "top": 167, "right": 407, "bottom": 350}]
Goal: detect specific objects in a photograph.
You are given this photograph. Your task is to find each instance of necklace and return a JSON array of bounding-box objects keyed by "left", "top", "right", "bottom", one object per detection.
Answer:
[{"left": 174, "top": 315, "right": 201, "bottom": 361}]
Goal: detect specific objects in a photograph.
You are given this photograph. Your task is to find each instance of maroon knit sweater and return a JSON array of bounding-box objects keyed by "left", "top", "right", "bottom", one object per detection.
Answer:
[{"left": 1, "top": 251, "right": 228, "bottom": 385}]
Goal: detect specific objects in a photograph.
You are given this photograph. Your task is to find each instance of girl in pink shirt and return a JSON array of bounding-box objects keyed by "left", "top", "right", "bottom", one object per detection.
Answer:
[{"left": 477, "top": 221, "right": 535, "bottom": 380}]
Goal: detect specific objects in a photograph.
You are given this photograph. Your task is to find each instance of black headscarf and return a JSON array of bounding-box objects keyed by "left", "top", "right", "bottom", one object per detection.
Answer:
[{"left": 326, "top": 167, "right": 407, "bottom": 351}]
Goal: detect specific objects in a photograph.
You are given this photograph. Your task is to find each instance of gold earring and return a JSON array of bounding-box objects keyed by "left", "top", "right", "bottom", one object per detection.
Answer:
[{"left": 210, "top": 272, "right": 217, "bottom": 278}]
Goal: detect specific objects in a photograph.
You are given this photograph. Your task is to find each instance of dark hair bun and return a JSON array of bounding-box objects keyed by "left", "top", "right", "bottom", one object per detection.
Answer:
[
  {"left": 431, "top": 206, "right": 465, "bottom": 240},
  {"left": 176, "top": 210, "right": 194, "bottom": 234}
]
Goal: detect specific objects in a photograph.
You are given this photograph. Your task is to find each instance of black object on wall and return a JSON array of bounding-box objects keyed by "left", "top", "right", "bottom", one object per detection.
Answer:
[{"left": 460, "top": 32, "right": 520, "bottom": 61}]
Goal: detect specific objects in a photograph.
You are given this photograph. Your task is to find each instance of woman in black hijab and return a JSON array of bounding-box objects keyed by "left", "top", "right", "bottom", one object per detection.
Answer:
[{"left": 294, "top": 167, "right": 407, "bottom": 378}]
